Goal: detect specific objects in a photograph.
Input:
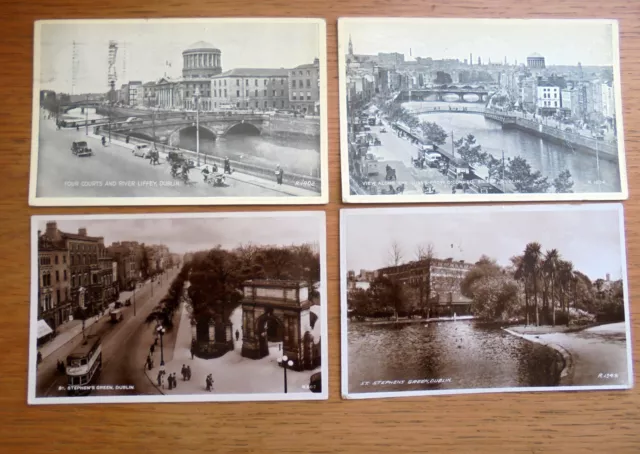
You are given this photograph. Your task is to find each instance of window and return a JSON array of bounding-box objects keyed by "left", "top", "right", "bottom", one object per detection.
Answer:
[
  {"left": 292, "top": 80, "right": 296, "bottom": 88},
  {"left": 55, "top": 255, "right": 58, "bottom": 265},
  {"left": 224, "top": 89, "right": 227, "bottom": 97},
  {"left": 236, "top": 90, "right": 240, "bottom": 97},
  {"left": 236, "top": 79, "right": 240, "bottom": 86},
  {"left": 281, "top": 100, "right": 285, "bottom": 108},
  {"left": 56, "top": 270, "right": 59, "bottom": 282},
  {"left": 554, "top": 101, "right": 558, "bottom": 107},
  {"left": 307, "top": 92, "right": 311, "bottom": 100},
  {"left": 63, "top": 255, "right": 66, "bottom": 264},
  {"left": 292, "top": 92, "right": 297, "bottom": 100},
  {"left": 280, "top": 90, "right": 284, "bottom": 96},
  {"left": 281, "top": 79, "right": 284, "bottom": 85},
  {"left": 263, "top": 89, "right": 267, "bottom": 96},
  {"left": 264, "top": 79, "right": 267, "bottom": 86},
  {"left": 264, "top": 101, "right": 267, "bottom": 109},
  {"left": 255, "top": 90, "right": 258, "bottom": 97},
  {"left": 245, "top": 79, "right": 248, "bottom": 86},
  {"left": 56, "top": 289, "right": 61, "bottom": 305},
  {"left": 299, "top": 71, "right": 303, "bottom": 76},
  {"left": 255, "top": 79, "right": 258, "bottom": 86},
  {"left": 306, "top": 79, "right": 311, "bottom": 88},
  {"left": 236, "top": 102, "right": 240, "bottom": 108},
  {"left": 246, "top": 90, "right": 249, "bottom": 97},
  {"left": 224, "top": 80, "right": 227, "bottom": 86},
  {"left": 273, "top": 90, "right": 276, "bottom": 96},
  {"left": 71, "top": 275, "right": 75, "bottom": 288},
  {"left": 63, "top": 270, "right": 67, "bottom": 281}
]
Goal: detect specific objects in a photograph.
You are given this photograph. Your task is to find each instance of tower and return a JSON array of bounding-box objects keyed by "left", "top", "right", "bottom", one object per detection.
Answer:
[
  {"left": 71, "top": 41, "right": 79, "bottom": 95},
  {"left": 348, "top": 34, "right": 353, "bottom": 55},
  {"left": 107, "top": 41, "right": 118, "bottom": 98}
]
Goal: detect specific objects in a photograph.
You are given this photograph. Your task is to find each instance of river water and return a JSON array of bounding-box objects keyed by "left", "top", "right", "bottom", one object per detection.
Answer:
[
  {"left": 178, "top": 129, "right": 321, "bottom": 178},
  {"left": 347, "top": 320, "right": 562, "bottom": 394},
  {"left": 404, "top": 101, "right": 621, "bottom": 193}
]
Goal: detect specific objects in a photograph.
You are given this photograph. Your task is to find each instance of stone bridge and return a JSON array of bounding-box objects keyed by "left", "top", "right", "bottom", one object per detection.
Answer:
[
  {"left": 111, "top": 113, "right": 270, "bottom": 145},
  {"left": 60, "top": 101, "right": 102, "bottom": 113},
  {"left": 396, "top": 87, "right": 493, "bottom": 103}
]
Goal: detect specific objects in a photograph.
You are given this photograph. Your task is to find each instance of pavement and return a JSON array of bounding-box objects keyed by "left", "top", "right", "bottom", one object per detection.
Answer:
[
  {"left": 145, "top": 301, "right": 320, "bottom": 395},
  {"left": 35, "top": 270, "right": 179, "bottom": 398},
  {"left": 503, "top": 322, "right": 630, "bottom": 387},
  {"left": 39, "top": 314, "right": 102, "bottom": 360},
  {"left": 35, "top": 116, "right": 313, "bottom": 198}
]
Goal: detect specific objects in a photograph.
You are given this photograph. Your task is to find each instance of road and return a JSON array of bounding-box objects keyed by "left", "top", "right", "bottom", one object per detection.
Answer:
[
  {"left": 35, "top": 114, "right": 289, "bottom": 198},
  {"left": 363, "top": 121, "right": 452, "bottom": 194},
  {"left": 36, "top": 268, "right": 180, "bottom": 398}
]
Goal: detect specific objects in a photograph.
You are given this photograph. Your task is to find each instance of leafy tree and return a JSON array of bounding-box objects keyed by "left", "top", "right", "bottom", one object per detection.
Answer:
[
  {"left": 485, "top": 154, "right": 506, "bottom": 185},
  {"left": 435, "top": 71, "right": 452, "bottom": 84},
  {"left": 454, "top": 134, "right": 486, "bottom": 169},
  {"left": 140, "top": 244, "right": 151, "bottom": 280},
  {"left": 506, "top": 157, "right": 551, "bottom": 193},
  {"left": 369, "top": 275, "right": 407, "bottom": 321},
  {"left": 257, "top": 247, "right": 294, "bottom": 279},
  {"left": 420, "top": 121, "right": 448, "bottom": 146},
  {"left": 553, "top": 170, "right": 574, "bottom": 193}
]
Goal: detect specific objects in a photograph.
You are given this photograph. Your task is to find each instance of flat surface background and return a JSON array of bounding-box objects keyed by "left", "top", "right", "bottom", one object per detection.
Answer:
[{"left": 0, "top": 1, "right": 638, "bottom": 453}]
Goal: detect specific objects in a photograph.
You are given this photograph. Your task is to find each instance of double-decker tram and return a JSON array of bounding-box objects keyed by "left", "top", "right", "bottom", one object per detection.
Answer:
[{"left": 65, "top": 335, "right": 102, "bottom": 396}]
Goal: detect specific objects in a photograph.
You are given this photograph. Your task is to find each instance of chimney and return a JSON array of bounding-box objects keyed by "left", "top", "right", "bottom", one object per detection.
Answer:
[
  {"left": 78, "top": 228, "right": 87, "bottom": 236},
  {"left": 45, "top": 221, "right": 57, "bottom": 238},
  {"left": 606, "top": 273, "right": 611, "bottom": 282},
  {"left": 314, "top": 57, "right": 319, "bottom": 65}
]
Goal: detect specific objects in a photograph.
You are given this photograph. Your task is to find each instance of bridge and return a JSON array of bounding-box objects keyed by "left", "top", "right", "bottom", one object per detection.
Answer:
[
  {"left": 60, "top": 100, "right": 103, "bottom": 113},
  {"left": 108, "top": 112, "right": 271, "bottom": 145},
  {"left": 395, "top": 86, "right": 494, "bottom": 103}
]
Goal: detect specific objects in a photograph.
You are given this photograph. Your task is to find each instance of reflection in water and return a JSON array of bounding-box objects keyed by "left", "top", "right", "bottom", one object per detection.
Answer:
[
  {"left": 404, "top": 101, "right": 621, "bottom": 193},
  {"left": 63, "top": 107, "right": 103, "bottom": 122},
  {"left": 348, "top": 321, "right": 562, "bottom": 394},
  {"left": 178, "top": 129, "right": 321, "bottom": 177}
]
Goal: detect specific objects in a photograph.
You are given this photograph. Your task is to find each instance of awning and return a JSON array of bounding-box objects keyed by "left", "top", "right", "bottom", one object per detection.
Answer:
[{"left": 37, "top": 320, "right": 53, "bottom": 339}]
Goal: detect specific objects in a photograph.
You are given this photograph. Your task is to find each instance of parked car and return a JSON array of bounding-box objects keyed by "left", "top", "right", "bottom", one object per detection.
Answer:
[
  {"left": 71, "top": 141, "right": 92, "bottom": 157},
  {"left": 133, "top": 144, "right": 150, "bottom": 157}
]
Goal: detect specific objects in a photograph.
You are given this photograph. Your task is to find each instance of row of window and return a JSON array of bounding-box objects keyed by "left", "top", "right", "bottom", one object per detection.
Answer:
[
  {"left": 71, "top": 254, "right": 97, "bottom": 266},
  {"left": 40, "top": 255, "right": 68, "bottom": 265},
  {"left": 41, "top": 269, "right": 69, "bottom": 286},
  {"left": 235, "top": 100, "right": 287, "bottom": 109},
  {"left": 291, "top": 92, "right": 313, "bottom": 101},
  {"left": 186, "top": 90, "right": 211, "bottom": 98},
  {"left": 213, "top": 78, "right": 288, "bottom": 88},
  {"left": 541, "top": 93, "right": 558, "bottom": 99},
  {"left": 291, "top": 79, "right": 313, "bottom": 88},
  {"left": 223, "top": 89, "right": 288, "bottom": 98},
  {"left": 541, "top": 101, "right": 559, "bottom": 107}
]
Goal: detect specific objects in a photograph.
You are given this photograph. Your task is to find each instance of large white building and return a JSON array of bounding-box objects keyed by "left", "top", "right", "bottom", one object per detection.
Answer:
[
  {"left": 536, "top": 83, "right": 560, "bottom": 115},
  {"left": 601, "top": 82, "right": 615, "bottom": 119}
]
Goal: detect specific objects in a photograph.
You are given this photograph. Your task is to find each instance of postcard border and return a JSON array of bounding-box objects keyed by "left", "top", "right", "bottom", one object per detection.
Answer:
[
  {"left": 29, "top": 18, "right": 329, "bottom": 207},
  {"left": 28, "top": 210, "right": 329, "bottom": 404},
  {"left": 339, "top": 203, "right": 634, "bottom": 399},
  {"left": 337, "top": 17, "right": 629, "bottom": 204}
]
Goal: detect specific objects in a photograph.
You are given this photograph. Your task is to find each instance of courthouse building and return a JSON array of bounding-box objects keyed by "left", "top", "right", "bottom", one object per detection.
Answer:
[
  {"left": 288, "top": 58, "right": 321, "bottom": 115},
  {"left": 210, "top": 68, "right": 290, "bottom": 110}
]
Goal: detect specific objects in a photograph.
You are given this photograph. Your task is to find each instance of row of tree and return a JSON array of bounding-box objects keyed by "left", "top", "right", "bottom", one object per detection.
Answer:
[
  {"left": 377, "top": 102, "right": 575, "bottom": 194},
  {"left": 145, "top": 265, "right": 189, "bottom": 330}
]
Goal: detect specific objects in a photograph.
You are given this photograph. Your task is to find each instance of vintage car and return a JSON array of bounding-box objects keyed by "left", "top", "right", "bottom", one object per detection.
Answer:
[
  {"left": 71, "top": 141, "right": 92, "bottom": 157},
  {"left": 308, "top": 372, "right": 321, "bottom": 393},
  {"left": 132, "top": 144, "right": 150, "bottom": 157}
]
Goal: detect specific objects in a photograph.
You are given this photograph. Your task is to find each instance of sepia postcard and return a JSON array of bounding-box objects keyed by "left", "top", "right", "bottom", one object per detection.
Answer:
[
  {"left": 338, "top": 18, "right": 628, "bottom": 203},
  {"left": 340, "top": 204, "right": 633, "bottom": 399},
  {"left": 29, "top": 211, "right": 328, "bottom": 404},
  {"left": 29, "top": 18, "right": 328, "bottom": 206}
]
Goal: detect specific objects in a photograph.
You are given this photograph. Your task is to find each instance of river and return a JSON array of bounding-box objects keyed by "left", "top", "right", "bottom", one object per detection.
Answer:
[
  {"left": 404, "top": 101, "right": 621, "bottom": 193},
  {"left": 347, "top": 320, "right": 562, "bottom": 394},
  {"left": 178, "top": 129, "right": 321, "bottom": 178}
]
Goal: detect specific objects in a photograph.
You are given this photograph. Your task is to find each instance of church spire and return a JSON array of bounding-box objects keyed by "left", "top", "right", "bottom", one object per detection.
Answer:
[{"left": 348, "top": 34, "right": 353, "bottom": 55}]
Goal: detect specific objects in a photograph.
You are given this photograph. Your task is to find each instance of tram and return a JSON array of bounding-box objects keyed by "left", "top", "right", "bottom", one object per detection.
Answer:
[{"left": 65, "top": 335, "right": 103, "bottom": 396}]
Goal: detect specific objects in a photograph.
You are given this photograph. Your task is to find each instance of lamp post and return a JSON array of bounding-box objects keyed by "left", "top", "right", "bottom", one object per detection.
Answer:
[
  {"left": 194, "top": 87, "right": 201, "bottom": 166},
  {"left": 156, "top": 325, "right": 166, "bottom": 366},
  {"left": 85, "top": 95, "right": 89, "bottom": 136},
  {"left": 133, "top": 281, "right": 136, "bottom": 316},
  {"left": 277, "top": 355, "right": 294, "bottom": 393}
]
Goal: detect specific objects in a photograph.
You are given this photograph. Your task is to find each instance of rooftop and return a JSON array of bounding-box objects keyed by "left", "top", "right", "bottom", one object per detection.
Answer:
[
  {"left": 213, "top": 68, "right": 290, "bottom": 78},
  {"left": 243, "top": 279, "right": 309, "bottom": 289},
  {"left": 184, "top": 41, "right": 220, "bottom": 52},
  {"left": 528, "top": 52, "right": 544, "bottom": 59}
]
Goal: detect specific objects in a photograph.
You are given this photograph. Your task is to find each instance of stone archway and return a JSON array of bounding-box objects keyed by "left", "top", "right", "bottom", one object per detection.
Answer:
[
  {"left": 255, "top": 311, "right": 285, "bottom": 357},
  {"left": 224, "top": 121, "right": 261, "bottom": 136}
]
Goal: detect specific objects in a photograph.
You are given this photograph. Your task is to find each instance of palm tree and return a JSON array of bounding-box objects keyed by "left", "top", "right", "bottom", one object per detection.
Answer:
[
  {"left": 543, "top": 249, "right": 560, "bottom": 326},
  {"left": 523, "top": 242, "right": 542, "bottom": 326},
  {"left": 557, "top": 260, "right": 574, "bottom": 325},
  {"left": 511, "top": 255, "right": 528, "bottom": 325}
]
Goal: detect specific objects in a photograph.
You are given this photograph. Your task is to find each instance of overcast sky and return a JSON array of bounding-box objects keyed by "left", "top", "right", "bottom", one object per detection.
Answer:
[
  {"left": 38, "top": 215, "right": 322, "bottom": 255},
  {"left": 344, "top": 207, "right": 624, "bottom": 281},
  {"left": 38, "top": 20, "right": 321, "bottom": 94},
  {"left": 342, "top": 19, "right": 615, "bottom": 67}
]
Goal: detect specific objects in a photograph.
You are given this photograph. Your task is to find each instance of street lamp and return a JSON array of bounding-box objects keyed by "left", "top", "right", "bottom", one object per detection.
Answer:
[
  {"left": 194, "top": 87, "right": 201, "bottom": 166},
  {"left": 133, "top": 281, "right": 136, "bottom": 317},
  {"left": 156, "top": 325, "right": 166, "bottom": 366},
  {"left": 277, "top": 355, "right": 294, "bottom": 393}
]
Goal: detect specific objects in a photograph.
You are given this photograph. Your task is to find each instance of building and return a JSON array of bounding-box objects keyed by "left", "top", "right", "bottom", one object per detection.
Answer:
[
  {"left": 527, "top": 53, "right": 546, "bottom": 69},
  {"left": 142, "top": 81, "right": 156, "bottom": 107},
  {"left": 119, "top": 83, "right": 129, "bottom": 105},
  {"left": 39, "top": 223, "right": 114, "bottom": 318},
  {"left": 128, "top": 81, "right": 143, "bottom": 107},
  {"left": 37, "top": 234, "right": 71, "bottom": 333},
  {"left": 288, "top": 58, "right": 320, "bottom": 115},
  {"left": 211, "top": 68, "right": 290, "bottom": 111},
  {"left": 107, "top": 241, "right": 142, "bottom": 291},
  {"left": 182, "top": 41, "right": 222, "bottom": 79},
  {"left": 520, "top": 77, "right": 538, "bottom": 112},
  {"left": 536, "top": 82, "right": 561, "bottom": 115},
  {"left": 601, "top": 81, "right": 615, "bottom": 121}
]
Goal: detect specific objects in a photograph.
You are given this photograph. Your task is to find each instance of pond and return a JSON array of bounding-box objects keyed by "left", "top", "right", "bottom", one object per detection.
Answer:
[{"left": 347, "top": 320, "right": 562, "bottom": 394}]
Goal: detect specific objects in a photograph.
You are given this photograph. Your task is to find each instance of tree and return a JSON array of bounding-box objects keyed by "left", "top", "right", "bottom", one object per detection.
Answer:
[
  {"left": 435, "top": 71, "right": 452, "bottom": 84},
  {"left": 556, "top": 260, "right": 575, "bottom": 325},
  {"left": 388, "top": 241, "right": 404, "bottom": 267},
  {"left": 370, "top": 275, "right": 407, "bottom": 321},
  {"left": 506, "top": 157, "right": 551, "bottom": 193},
  {"left": 543, "top": 249, "right": 561, "bottom": 326},
  {"left": 485, "top": 154, "right": 506, "bottom": 185},
  {"left": 454, "top": 134, "right": 486, "bottom": 170},
  {"left": 511, "top": 255, "right": 529, "bottom": 325},
  {"left": 140, "top": 244, "right": 151, "bottom": 280},
  {"left": 257, "top": 247, "right": 294, "bottom": 279},
  {"left": 523, "top": 242, "right": 543, "bottom": 326},
  {"left": 553, "top": 170, "right": 574, "bottom": 193},
  {"left": 419, "top": 121, "right": 447, "bottom": 146},
  {"left": 413, "top": 243, "right": 434, "bottom": 315}
]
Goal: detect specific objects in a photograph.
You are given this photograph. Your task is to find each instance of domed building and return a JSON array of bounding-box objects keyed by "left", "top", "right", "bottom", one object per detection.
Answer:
[
  {"left": 527, "top": 52, "right": 546, "bottom": 69},
  {"left": 182, "top": 41, "right": 222, "bottom": 78}
]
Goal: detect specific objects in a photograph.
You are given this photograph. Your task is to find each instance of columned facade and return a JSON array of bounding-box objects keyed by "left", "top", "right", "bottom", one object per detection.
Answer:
[{"left": 182, "top": 41, "right": 223, "bottom": 79}]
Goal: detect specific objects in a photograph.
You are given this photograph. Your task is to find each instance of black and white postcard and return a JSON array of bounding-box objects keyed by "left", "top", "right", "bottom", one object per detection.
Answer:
[
  {"left": 29, "top": 212, "right": 327, "bottom": 404},
  {"left": 30, "top": 19, "right": 328, "bottom": 206},
  {"left": 340, "top": 204, "right": 633, "bottom": 398},
  {"left": 338, "top": 18, "right": 628, "bottom": 203}
]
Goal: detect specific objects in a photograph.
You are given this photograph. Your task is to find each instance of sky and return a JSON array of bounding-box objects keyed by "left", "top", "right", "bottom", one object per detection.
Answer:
[
  {"left": 37, "top": 20, "right": 322, "bottom": 94},
  {"left": 38, "top": 215, "right": 321, "bottom": 256},
  {"left": 344, "top": 207, "right": 624, "bottom": 281},
  {"left": 343, "top": 19, "right": 615, "bottom": 67}
]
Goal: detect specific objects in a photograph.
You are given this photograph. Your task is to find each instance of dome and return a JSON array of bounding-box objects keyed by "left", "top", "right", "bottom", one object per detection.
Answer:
[
  {"left": 184, "top": 41, "right": 219, "bottom": 52},
  {"left": 528, "top": 52, "right": 544, "bottom": 59}
]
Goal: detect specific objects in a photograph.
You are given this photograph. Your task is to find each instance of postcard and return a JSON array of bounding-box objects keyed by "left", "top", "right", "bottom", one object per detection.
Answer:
[
  {"left": 30, "top": 18, "right": 328, "bottom": 206},
  {"left": 29, "top": 211, "right": 328, "bottom": 404},
  {"left": 338, "top": 18, "right": 628, "bottom": 203},
  {"left": 340, "top": 204, "right": 633, "bottom": 398}
]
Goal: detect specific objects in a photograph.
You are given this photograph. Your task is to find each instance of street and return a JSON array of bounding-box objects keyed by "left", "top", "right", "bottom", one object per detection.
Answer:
[
  {"left": 35, "top": 114, "right": 291, "bottom": 198},
  {"left": 36, "top": 268, "right": 180, "bottom": 398}
]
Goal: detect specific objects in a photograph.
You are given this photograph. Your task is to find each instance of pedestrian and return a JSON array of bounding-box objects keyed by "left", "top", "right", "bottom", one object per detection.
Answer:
[
  {"left": 224, "top": 157, "right": 231, "bottom": 174},
  {"left": 181, "top": 364, "right": 187, "bottom": 381},
  {"left": 201, "top": 166, "right": 210, "bottom": 183},
  {"left": 168, "top": 373, "right": 173, "bottom": 390},
  {"left": 190, "top": 346, "right": 195, "bottom": 360},
  {"left": 235, "top": 329, "right": 240, "bottom": 342},
  {"left": 150, "top": 344, "right": 155, "bottom": 355},
  {"left": 172, "top": 373, "right": 178, "bottom": 389},
  {"left": 157, "top": 370, "right": 163, "bottom": 388},
  {"left": 186, "top": 365, "right": 192, "bottom": 381},
  {"left": 205, "top": 375, "right": 211, "bottom": 392},
  {"left": 275, "top": 165, "right": 283, "bottom": 185}
]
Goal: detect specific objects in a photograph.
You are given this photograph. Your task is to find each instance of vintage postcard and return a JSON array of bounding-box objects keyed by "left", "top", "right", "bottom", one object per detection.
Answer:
[
  {"left": 29, "top": 211, "right": 328, "bottom": 404},
  {"left": 30, "top": 18, "right": 328, "bottom": 206},
  {"left": 340, "top": 204, "right": 633, "bottom": 399},
  {"left": 338, "top": 18, "right": 628, "bottom": 203}
]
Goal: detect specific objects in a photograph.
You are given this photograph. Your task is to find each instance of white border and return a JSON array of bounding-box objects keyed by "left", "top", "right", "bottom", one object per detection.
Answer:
[
  {"left": 29, "top": 18, "right": 329, "bottom": 206},
  {"left": 339, "top": 203, "right": 634, "bottom": 399},
  {"left": 28, "top": 210, "right": 329, "bottom": 404},
  {"left": 337, "top": 18, "right": 629, "bottom": 204}
]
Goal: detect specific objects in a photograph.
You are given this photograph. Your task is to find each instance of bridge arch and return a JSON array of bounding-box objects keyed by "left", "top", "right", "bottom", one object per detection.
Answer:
[
  {"left": 224, "top": 121, "right": 261, "bottom": 136},
  {"left": 168, "top": 124, "right": 218, "bottom": 148}
]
